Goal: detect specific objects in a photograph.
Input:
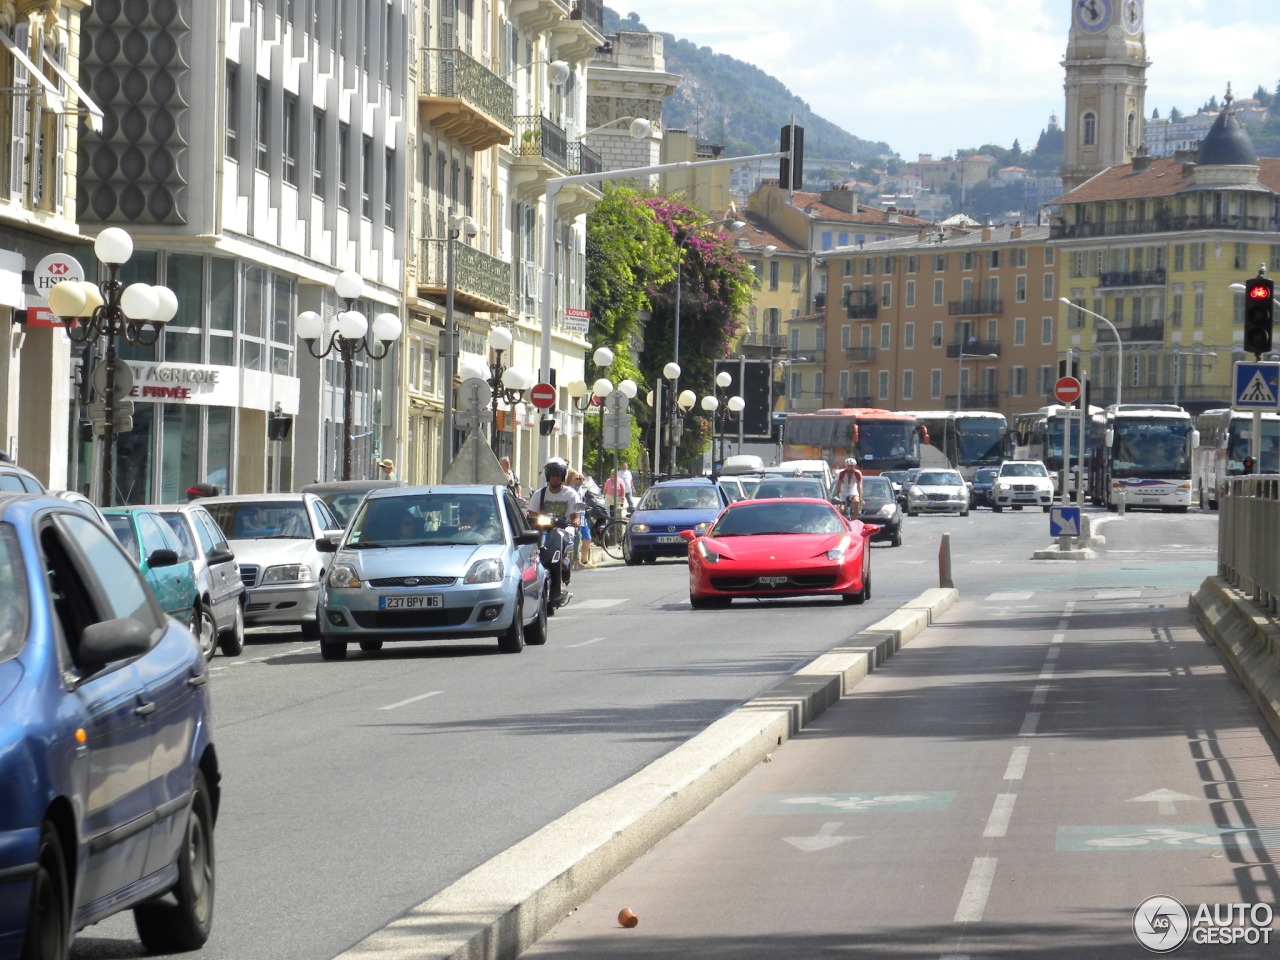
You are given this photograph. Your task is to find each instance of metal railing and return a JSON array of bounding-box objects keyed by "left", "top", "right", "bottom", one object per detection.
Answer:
[
  {"left": 742, "top": 331, "right": 787, "bottom": 348},
  {"left": 567, "top": 141, "right": 603, "bottom": 176},
  {"left": 948, "top": 298, "right": 1003, "bottom": 316},
  {"left": 1219, "top": 475, "right": 1280, "bottom": 614},
  {"left": 419, "top": 238, "right": 512, "bottom": 312},
  {"left": 420, "top": 48, "right": 513, "bottom": 131},
  {"left": 946, "top": 340, "right": 1001, "bottom": 358},
  {"left": 846, "top": 302, "right": 878, "bottom": 319},
  {"left": 946, "top": 391, "right": 1000, "bottom": 409},
  {"left": 569, "top": 0, "right": 604, "bottom": 31},
  {"left": 511, "top": 115, "right": 568, "bottom": 170},
  {"left": 1052, "top": 214, "right": 1280, "bottom": 240},
  {"left": 845, "top": 346, "right": 877, "bottom": 362},
  {"left": 1123, "top": 322, "right": 1164, "bottom": 342},
  {"left": 1097, "top": 268, "right": 1167, "bottom": 287}
]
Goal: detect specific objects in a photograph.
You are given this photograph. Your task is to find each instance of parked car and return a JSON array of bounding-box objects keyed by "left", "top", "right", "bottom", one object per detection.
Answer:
[
  {"left": 102, "top": 506, "right": 203, "bottom": 637},
  {"left": 0, "top": 493, "right": 220, "bottom": 958},
  {"left": 300, "top": 478, "right": 403, "bottom": 526},
  {"left": 992, "top": 460, "right": 1055, "bottom": 513},
  {"left": 200, "top": 493, "right": 344, "bottom": 638},
  {"left": 316, "top": 484, "right": 548, "bottom": 659},
  {"left": 624, "top": 478, "right": 730, "bottom": 565},
  {"left": 683, "top": 497, "right": 878, "bottom": 607},
  {"left": 905, "top": 469, "right": 970, "bottom": 517},
  {"left": 50, "top": 489, "right": 110, "bottom": 526},
  {"left": 0, "top": 459, "right": 45, "bottom": 493},
  {"left": 969, "top": 466, "right": 1000, "bottom": 509},
  {"left": 151, "top": 502, "right": 247, "bottom": 657},
  {"left": 858, "top": 475, "right": 903, "bottom": 546}
]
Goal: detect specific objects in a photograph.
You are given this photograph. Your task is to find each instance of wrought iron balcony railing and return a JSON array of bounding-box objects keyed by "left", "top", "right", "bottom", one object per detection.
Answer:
[
  {"left": 511, "top": 115, "right": 569, "bottom": 170},
  {"left": 1051, "top": 214, "right": 1280, "bottom": 240},
  {"left": 570, "top": 0, "right": 604, "bottom": 31},
  {"left": 1123, "top": 322, "right": 1165, "bottom": 342},
  {"left": 948, "top": 298, "right": 1003, "bottom": 316},
  {"left": 567, "top": 141, "right": 603, "bottom": 176},
  {"left": 946, "top": 340, "right": 1002, "bottom": 358},
  {"left": 947, "top": 391, "right": 1001, "bottom": 409},
  {"left": 741, "top": 331, "right": 787, "bottom": 349},
  {"left": 1097, "top": 268, "right": 1167, "bottom": 288},
  {"left": 845, "top": 346, "right": 877, "bottom": 363},
  {"left": 419, "top": 48, "right": 514, "bottom": 150},
  {"left": 418, "top": 238, "right": 512, "bottom": 314}
]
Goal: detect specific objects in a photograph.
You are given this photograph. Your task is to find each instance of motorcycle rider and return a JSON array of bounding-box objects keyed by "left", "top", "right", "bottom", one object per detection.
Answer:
[{"left": 526, "top": 460, "right": 583, "bottom": 606}]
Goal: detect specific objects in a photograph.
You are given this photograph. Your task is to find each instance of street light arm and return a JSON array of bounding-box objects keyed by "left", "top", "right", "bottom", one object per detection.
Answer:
[{"left": 1059, "top": 297, "right": 1123, "bottom": 407}]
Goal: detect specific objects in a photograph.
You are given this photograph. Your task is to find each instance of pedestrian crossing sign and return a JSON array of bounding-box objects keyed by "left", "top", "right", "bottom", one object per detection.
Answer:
[{"left": 1234, "top": 361, "right": 1280, "bottom": 409}]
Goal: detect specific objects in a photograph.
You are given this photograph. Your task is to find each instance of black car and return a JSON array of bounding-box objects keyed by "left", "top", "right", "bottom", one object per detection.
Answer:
[
  {"left": 857, "top": 475, "right": 903, "bottom": 546},
  {"left": 969, "top": 467, "right": 999, "bottom": 509}
]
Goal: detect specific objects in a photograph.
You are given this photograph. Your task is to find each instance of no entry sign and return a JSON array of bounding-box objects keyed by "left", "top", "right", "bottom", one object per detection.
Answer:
[
  {"left": 529, "top": 382, "right": 556, "bottom": 409},
  {"left": 1054, "top": 376, "right": 1082, "bottom": 404}
]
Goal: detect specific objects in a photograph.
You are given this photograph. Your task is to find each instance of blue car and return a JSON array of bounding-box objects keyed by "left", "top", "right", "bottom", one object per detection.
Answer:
[
  {"left": 0, "top": 493, "right": 220, "bottom": 959},
  {"left": 623, "top": 479, "right": 730, "bottom": 564}
]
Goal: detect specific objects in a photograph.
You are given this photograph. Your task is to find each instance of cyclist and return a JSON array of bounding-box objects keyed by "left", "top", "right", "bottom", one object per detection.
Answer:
[{"left": 836, "top": 457, "right": 863, "bottom": 519}]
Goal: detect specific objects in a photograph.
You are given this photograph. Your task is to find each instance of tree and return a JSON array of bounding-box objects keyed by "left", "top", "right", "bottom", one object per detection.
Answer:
[
  {"left": 1151, "top": 107, "right": 1160, "bottom": 119},
  {"left": 1170, "top": 106, "right": 1184, "bottom": 123}
]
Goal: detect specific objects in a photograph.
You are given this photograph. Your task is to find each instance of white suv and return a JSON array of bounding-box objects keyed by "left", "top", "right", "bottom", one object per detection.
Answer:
[{"left": 992, "top": 460, "right": 1055, "bottom": 513}]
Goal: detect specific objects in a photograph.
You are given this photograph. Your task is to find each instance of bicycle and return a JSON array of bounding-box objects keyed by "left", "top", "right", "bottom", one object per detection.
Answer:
[{"left": 599, "top": 518, "right": 629, "bottom": 560}]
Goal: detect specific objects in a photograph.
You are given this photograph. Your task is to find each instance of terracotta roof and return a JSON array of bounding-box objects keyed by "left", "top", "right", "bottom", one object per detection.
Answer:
[
  {"left": 1049, "top": 155, "right": 1280, "bottom": 205},
  {"left": 790, "top": 191, "right": 930, "bottom": 226},
  {"left": 737, "top": 218, "right": 803, "bottom": 253}
]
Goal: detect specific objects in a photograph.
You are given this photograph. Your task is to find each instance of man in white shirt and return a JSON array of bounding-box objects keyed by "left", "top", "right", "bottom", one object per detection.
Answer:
[{"left": 618, "top": 460, "right": 636, "bottom": 511}]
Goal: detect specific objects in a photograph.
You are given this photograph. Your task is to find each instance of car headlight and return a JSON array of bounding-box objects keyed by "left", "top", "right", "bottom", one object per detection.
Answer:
[
  {"left": 630, "top": 523, "right": 650, "bottom": 534},
  {"left": 878, "top": 504, "right": 896, "bottom": 517},
  {"left": 464, "top": 558, "right": 504, "bottom": 583},
  {"left": 826, "top": 536, "right": 851, "bottom": 562},
  {"left": 328, "top": 562, "right": 361, "bottom": 588},
  {"left": 995, "top": 481, "right": 1011, "bottom": 492},
  {"left": 694, "top": 521, "right": 710, "bottom": 535},
  {"left": 696, "top": 540, "right": 720, "bottom": 564},
  {"left": 262, "top": 563, "right": 315, "bottom": 584}
]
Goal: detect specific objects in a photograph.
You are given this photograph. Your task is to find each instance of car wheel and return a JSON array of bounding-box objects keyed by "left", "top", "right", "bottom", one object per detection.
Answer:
[
  {"left": 961, "top": 507, "right": 969, "bottom": 517},
  {"left": 844, "top": 571, "right": 869, "bottom": 604},
  {"left": 623, "top": 538, "right": 640, "bottom": 566},
  {"left": 358, "top": 641, "right": 383, "bottom": 652},
  {"left": 907, "top": 508, "right": 916, "bottom": 517},
  {"left": 993, "top": 504, "right": 1003, "bottom": 513},
  {"left": 24, "top": 822, "right": 69, "bottom": 960},
  {"left": 498, "top": 593, "right": 525, "bottom": 653},
  {"left": 319, "top": 638, "right": 347, "bottom": 661},
  {"left": 891, "top": 526, "right": 902, "bottom": 547},
  {"left": 217, "top": 602, "right": 244, "bottom": 657},
  {"left": 690, "top": 594, "right": 728, "bottom": 609},
  {"left": 525, "top": 583, "right": 549, "bottom": 645},
  {"left": 1042, "top": 505, "right": 1051, "bottom": 513},
  {"left": 134, "top": 769, "right": 215, "bottom": 952},
  {"left": 191, "top": 604, "right": 218, "bottom": 661},
  {"left": 301, "top": 613, "right": 322, "bottom": 639}
]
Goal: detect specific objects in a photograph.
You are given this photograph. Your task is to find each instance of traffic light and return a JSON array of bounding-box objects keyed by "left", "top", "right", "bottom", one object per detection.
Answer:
[
  {"left": 779, "top": 124, "right": 804, "bottom": 191},
  {"left": 1243, "top": 276, "right": 1274, "bottom": 356},
  {"left": 1243, "top": 455, "right": 1257, "bottom": 475}
]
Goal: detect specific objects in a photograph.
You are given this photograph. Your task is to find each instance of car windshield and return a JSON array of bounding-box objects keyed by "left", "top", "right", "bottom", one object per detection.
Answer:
[
  {"left": 975, "top": 469, "right": 998, "bottom": 483},
  {"left": 0, "top": 525, "right": 28, "bottom": 663},
  {"left": 637, "top": 486, "right": 722, "bottom": 511},
  {"left": 158, "top": 513, "right": 196, "bottom": 556},
  {"left": 749, "top": 479, "right": 827, "bottom": 499},
  {"left": 710, "top": 501, "right": 846, "bottom": 537},
  {"left": 206, "top": 502, "right": 313, "bottom": 540},
  {"left": 347, "top": 494, "right": 505, "bottom": 547},
  {"left": 861, "top": 477, "right": 893, "bottom": 499},
  {"left": 916, "top": 472, "right": 963, "bottom": 486},
  {"left": 1001, "top": 463, "right": 1047, "bottom": 477}
]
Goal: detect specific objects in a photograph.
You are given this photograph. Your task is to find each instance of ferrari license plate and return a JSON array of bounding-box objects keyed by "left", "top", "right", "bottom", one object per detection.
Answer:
[
  {"left": 759, "top": 576, "right": 788, "bottom": 585},
  {"left": 656, "top": 535, "right": 684, "bottom": 544},
  {"left": 380, "top": 595, "right": 443, "bottom": 610}
]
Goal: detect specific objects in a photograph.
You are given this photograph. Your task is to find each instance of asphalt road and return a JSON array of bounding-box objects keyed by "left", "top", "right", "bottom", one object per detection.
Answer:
[{"left": 69, "top": 506, "right": 1226, "bottom": 959}]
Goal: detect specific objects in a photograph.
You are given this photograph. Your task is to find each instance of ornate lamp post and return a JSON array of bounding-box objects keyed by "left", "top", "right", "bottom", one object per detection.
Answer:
[
  {"left": 47, "top": 227, "right": 178, "bottom": 506},
  {"left": 458, "top": 325, "right": 534, "bottom": 455},
  {"left": 701, "top": 370, "right": 745, "bottom": 466},
  {"left": 296, "top": 271, "right": 402, "bottom": 480}
]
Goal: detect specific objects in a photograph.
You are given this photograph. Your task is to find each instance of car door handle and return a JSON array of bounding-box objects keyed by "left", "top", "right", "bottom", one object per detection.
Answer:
[
  {"left": 134, "top": 700, "right": 156, "bottom": 717},
  {"left": 187, "top": 675, "right": 208, "bottom": 688}
]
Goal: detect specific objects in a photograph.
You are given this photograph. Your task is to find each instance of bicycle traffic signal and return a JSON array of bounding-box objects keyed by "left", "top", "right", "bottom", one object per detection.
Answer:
[
  {"left": 1243, "top": 455, "right": 1257, "bottom": 475},
  {"left": 1243, "top": 276, "right": 1274, "bottom": 355}
]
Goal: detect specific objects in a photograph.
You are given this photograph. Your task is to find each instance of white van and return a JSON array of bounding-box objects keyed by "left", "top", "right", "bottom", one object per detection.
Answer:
[{"left": 777, "top": 459, "right": 836, "bottom": 497}]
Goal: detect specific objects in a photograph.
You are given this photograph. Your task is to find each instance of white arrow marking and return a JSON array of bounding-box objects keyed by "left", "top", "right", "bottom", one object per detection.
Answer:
[
  {"left": 783, "top": 821, "right": 858, "bottom": 851},
  {"left": 1127, "top": 788, "right": 1199, "bottom": 815}
]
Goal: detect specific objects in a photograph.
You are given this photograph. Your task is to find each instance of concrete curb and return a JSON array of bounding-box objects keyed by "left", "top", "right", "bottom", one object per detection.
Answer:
[
  {"left": 334, "top": 586, "right": 958, "bottom": 960},
  {"left": 1190, "top": 576, "right": 1280, "bottom": 742}
]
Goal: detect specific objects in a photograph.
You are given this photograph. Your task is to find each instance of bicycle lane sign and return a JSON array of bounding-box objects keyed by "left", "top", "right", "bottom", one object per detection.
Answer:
[{"left": 1056, "top": 824, "right": 1280, "bottom": 851}]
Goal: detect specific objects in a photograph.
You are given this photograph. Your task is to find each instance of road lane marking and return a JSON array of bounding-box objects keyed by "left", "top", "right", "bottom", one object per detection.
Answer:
[
  {"left": 564, "top": 637, "right": 605, "bottom": 648},
  {"left": 1045, "top": 647, "right": 1060, "bottom": 659},
  {"left": 984, "top": 794, "right": 1017, "bottom": 838},
  {"left": 378, "top": 691, "right": 443, "bottom": 711},
  {"left": 1096, "top": 589, "right": 1142, "bottom": 599},
  {"left": 1003, "top": 746, "right": 1031, "bottom": 780},
  {"left": 986, "top": 591, "right": 1033, "bottom": 600},
  {"left": 1019, "top": 712, "right": 1041, "bottom": 736},
  {"left": 570, "top": 599, "right": 627, "bottom": 610},
  {"left": 954, "top": 857, "right": 998, "bottom": 922},
  {"left": 1030, "top": 684, "right": 1050, "bottom": 705},
  {"left": 1038, "top": 664, "right": 1055, "bottom": 680}
]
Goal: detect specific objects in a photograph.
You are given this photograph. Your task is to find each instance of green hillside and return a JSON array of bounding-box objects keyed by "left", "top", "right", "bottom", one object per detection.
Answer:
[{"left": 605, "top": 8, "right": 892, "bottom": 169}]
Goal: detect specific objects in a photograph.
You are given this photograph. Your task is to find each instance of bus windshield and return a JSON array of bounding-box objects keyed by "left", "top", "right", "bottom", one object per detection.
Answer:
[
  {"left": 1112, "top": 418, "right": 1192, "bottom": 478},
  {"left": 955, "top": 421, "right": 1005, "bottom": 467},
  {"left": 857, "top": 422, "right": 919, "bottom": 469},
  {"left": 1226, "top": 419, "right": 1280, "bottom": 473}
]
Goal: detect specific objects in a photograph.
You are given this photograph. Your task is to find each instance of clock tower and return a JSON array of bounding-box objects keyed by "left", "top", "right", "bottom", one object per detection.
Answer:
[{"left": 1061, "top": 0, "right": 1149, "bottom": 190}]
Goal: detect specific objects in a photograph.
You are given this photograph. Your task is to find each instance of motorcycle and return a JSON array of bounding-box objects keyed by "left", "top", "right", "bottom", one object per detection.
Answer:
[
  {"left": 581, "top": 485, "right": 612, "bottom": 541},
  {"left": 534, "top": 513, "right": 574, "bottom": 612}
]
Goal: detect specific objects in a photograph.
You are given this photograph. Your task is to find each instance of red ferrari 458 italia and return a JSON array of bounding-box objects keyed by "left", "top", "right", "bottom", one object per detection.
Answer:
[{"left": 681, "top": 498, "right": 880, "bottom": 609}]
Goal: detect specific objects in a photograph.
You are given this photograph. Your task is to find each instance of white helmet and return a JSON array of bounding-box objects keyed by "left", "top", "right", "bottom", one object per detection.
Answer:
[{"left": 845, "top": 457, "right": 858, "bottom": 466}]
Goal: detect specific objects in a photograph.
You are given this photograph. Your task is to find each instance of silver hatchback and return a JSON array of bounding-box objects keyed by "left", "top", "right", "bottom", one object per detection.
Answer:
[{"left": 151, "top": 502, "right": 247, "bottom": 657}]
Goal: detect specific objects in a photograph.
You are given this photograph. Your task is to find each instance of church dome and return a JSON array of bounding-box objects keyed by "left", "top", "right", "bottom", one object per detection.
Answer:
[{"left": 1198, "top": 89, "right": 1257, "bottom": 166}]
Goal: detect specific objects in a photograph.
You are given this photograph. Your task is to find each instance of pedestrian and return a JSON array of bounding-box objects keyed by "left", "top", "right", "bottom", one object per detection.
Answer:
[
  {"left": 565, "top": 470, "right": 594, "bottom": 567},
  {"left": 604, "top": 468, "right": 628, "bottom": 516},
  {"left": 500, "top": 456, "right": 521, "bottom": 499},
  {"left": 618, "top": 459, "right": 636, "bottom": 511},
  {"left": 378, "top": 458, "right": 397, "bottom": 481}
]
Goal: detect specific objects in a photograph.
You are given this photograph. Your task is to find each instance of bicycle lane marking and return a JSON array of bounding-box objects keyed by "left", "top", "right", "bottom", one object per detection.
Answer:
[{"left": 1057, "top": 824, "right": 1280, "bottom": 850}]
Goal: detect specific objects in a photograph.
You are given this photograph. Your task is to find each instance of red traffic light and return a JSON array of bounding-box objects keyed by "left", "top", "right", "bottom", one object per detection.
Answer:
[{"left": 1248, "top": 282, "right": 1272, "bottom": 299}]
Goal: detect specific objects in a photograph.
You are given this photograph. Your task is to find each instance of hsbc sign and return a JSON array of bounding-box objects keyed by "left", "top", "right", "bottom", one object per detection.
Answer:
[{"left": 33, "top": 253, "right": 86, "bottom": 295}]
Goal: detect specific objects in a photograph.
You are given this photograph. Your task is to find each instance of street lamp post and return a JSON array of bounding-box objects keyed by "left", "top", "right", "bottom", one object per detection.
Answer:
[
  {"left": 473, "top": 325, "right": 533, "bottom": 456},
  {"left": 1060, "top": 298, "right": 1123, "bottom": 407},
  {"left": 667, "top": 216, "right": 746, "bottom": 476},
  {"left": 296, "top": 271, "right": 402, "bottom": 480},
  {"left": 47, "top": 227, "right": 178, "bottom": 506},
  {"left": 702, "top": 370, "right": 744, "bottom": 466}
]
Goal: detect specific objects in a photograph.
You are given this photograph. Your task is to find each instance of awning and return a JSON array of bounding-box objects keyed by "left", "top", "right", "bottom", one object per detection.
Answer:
[
  {"left": 0, "top": 29, "right": 64, "bottom": 112},
  {"left": 41, "top": 48, "right": 104, "bottom": 133}
]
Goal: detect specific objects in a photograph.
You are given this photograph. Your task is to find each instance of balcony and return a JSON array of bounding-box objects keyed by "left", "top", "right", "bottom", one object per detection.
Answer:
[
  {"left": 845, "top": 346, "right": 877, "bottom": 363},
  {"left": 511, "top": 115, "right": 569, "bottom": 169},
  {"left": 567, "top": 141, "right": 603, "bottom": 177},
  {"left": 946, "top": 391, "right": 1001, "bottom": 409},
  {"left": 417, "top": 238, "right": 512, "bottom": 315},
  {"left": 846, "top": 302, "right": 878, "bottom": 319},
  {"left": 1097, "top": 268, "right": 1166, "bottom": 288},
  {"left": 419, "top": 49, "right": 514, "bottom": 150},
  {"left": 741, "top": 331, "right": 787, "bottom": 349},
  {"left": 790, "top": 350, "right": 825, "bottom": 364},
  {"left": 946, "top": 340, "right": 1002, "bottom": 358},
  {"left": 1123, "top": 322, "right": 1165, "bottom": 342},
  {"left": 550, "top": 0, "right": 606, "bottom": 61},
  {"left": 948, "top": 298, "right": 1003, "bottom": 316},
  {"left": 1051, "top": 214, "right": 1280, "bottom": 240},
  {"left": 842, "top": 395, "right": 875, "bottom": 408}
]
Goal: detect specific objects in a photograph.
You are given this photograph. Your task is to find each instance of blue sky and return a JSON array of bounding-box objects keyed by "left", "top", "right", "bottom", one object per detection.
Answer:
[{"left": 620, "top": 0, "right": 1276, "bottom": 159}]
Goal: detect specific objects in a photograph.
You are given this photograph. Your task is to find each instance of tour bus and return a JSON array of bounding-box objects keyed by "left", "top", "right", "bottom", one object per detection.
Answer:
[
  {"left": 1192, "top": 408, "right": 1280, "bottom": 509},
  {"left": 1086, "top": 404, "right": 1197, "bottom": 511},
  {"left": 901, "top": 410, "right": 1009, "bottom": 480},
  {"left": 781, "top": 408, "right": 927, "bottom": 475},
  {"left": 1011, "top": 404, "right": 1105, "bottom": 494}
]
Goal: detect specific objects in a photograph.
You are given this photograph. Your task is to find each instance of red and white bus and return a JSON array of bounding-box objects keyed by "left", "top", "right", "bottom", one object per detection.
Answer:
[
  {"left": 1193, "top": 408, "right": 1280, "bottom": 509},
  {"left": 782, "top": 408, "right": 927, "bottom": 474}
]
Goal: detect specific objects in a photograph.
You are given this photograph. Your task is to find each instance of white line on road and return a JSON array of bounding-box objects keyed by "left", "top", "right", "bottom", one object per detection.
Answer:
[
  {"left": 987, "top": 591, "right": 1033, "bottom": 600},
  {"left": 954, "top": 857, "right": 998, "bottom": 922},
  {"left": 1038, "top": 664, "right": 1055, "bottom": 680},
  {"left": 1051, "top": 631, "right": 1065, "bottom": 644},
  {"left": 1030, "top": 684, "right": 1050, "bottom": 705},
  {"left": 984, "top": 794, "right": 1017, "bottom": 837},
  {"left": 565, "top": 637, "right": 605, "bottom": 648},
  {"left": 1003, "top": 745, "right": 1031, "bottom": 779},
  {"left": 1045, "top": 647, "right": 1060, "bottom": 660},
  {"left": 570, "top": 599, "right": 627, "bottom": 610},
  {"left": 378, "top": 691, "right": 443, "bottom": 711},
  {"left": 1019, "top": 712, "right": 1041, "bottom": 736}
]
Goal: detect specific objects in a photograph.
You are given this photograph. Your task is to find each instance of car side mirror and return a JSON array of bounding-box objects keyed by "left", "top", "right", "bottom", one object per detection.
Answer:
[
  {"left": 315, "top": 536, "right": 339, "bottom": 553},
  {"left": 515, "top": 531, "right": 540, "bottom": 546},
  {"left": 861, "top": 524, "right": 882, "bottom": 537},
  {"left": 207, "top": 547, "right": 235, "bottom": 565},
  {"left": 679, "top": 529, "right": 697, "bottom": 541},
  {"left": 78, "top": 617, "right": 152, "bottom": 669},
  {"left": 147, "top": 548, "right": 179, "bottom": 568}
]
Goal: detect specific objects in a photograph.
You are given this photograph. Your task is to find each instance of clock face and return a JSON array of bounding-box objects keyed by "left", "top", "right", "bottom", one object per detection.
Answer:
[
  {"left": 1075, "top": 0, "right": 1112, "bottom": 34},
  {"left": 1121, "top": 0, "right": 1143, "bottom": 34}
]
